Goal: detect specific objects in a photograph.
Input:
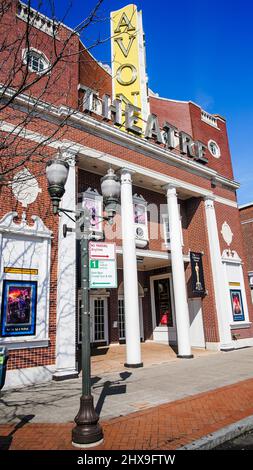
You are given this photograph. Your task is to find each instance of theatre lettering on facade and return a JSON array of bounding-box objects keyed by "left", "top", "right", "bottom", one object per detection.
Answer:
[{"left": 1, "top": 2, "right": 253, "bottom": 388}]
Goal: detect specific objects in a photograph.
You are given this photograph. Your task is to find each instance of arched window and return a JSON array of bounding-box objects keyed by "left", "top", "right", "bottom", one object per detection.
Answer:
[{"left": 23, "top": 48, "right": 50, "bottom": 74}]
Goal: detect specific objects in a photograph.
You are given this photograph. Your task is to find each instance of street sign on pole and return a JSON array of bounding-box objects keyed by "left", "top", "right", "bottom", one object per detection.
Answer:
[{"left": 89, "top": 242, "right": 117, "bottom": 289}]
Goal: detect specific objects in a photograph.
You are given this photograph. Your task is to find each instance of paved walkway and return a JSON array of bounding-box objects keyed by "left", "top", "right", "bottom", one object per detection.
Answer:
[
  {"left": 90, "top": 342, "right": 214, "bottom": 375},
  {"left": 1, "top": 347, "right": 253, "bottom": 450},
  {"left": 1, "top": 377, "right": 253, "bottom": 450}
]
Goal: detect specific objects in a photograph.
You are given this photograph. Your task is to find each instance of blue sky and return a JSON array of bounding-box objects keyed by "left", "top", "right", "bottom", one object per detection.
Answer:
[{"left": 31, "top": 0, "right": 253, "bottom": 204}]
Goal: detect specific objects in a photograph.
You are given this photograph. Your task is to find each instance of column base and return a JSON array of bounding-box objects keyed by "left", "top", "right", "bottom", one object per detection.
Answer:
[
  {"left": 53, "top": 370, "right": 79, "bottom": 381},
  {"left": 177, "top": 354, "right": 194, "bottom": 359},
  {"left": 220, "top": 342, "right": 235, "bottom": 352},
  {"left": 124, "top": 362, "right": 143, "bottom": 368}
]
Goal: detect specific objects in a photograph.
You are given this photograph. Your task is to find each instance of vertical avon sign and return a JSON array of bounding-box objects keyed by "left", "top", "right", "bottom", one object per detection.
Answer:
[{"left": 111, "top": 4, "right": 149, "bottom": 132}]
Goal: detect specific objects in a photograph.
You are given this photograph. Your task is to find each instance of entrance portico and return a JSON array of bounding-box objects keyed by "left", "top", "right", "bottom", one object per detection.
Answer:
[
  {"left": 73, "top": 151, "right": 244, "bottom": 371},
  {"left": 76, "top": 156, "right": 207, "bottom": 363}
]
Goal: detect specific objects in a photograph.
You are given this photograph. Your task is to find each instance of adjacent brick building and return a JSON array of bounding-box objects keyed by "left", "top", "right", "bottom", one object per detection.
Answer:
[
  {"left": 0, "top": 2, "right": 252, "bottom": 388},
  {"left": 239, "top": 202, "right": 253, "bottom": 302}
]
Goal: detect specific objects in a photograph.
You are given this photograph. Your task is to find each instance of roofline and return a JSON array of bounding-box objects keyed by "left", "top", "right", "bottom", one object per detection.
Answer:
[
  {"left": 20, "top": 2, "right": 112, "bottom": 76},
  {"left": 239, "top": 202, "right": 253, "bottom": 210},
  {"left": 79, "top": 38, "right": 112, "bottom": 77},
  {"left": 149, "top": 94, "right": 195, "bottom": 106},
  {"left": 19, "top": 1, "right": 78, "bottom": 35},
  {"left": 149, "top": 94, "right": 226, "bottom": 123}
]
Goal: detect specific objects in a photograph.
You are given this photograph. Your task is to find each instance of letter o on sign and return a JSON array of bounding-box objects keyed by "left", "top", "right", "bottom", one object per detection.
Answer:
[{"left": 116, "top": 64, "right": 137, "bottom": 86}]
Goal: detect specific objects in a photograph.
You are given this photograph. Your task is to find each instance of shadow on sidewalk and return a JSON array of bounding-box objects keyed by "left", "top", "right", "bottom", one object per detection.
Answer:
[
  {"left": 0, "top": 414, "right": 35, "bottom": 450},
  {"left": 94, "top": 371, "right": 132, "bottom": 415}
]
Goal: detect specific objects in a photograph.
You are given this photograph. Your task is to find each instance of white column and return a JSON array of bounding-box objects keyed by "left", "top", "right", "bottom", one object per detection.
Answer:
[
  {"left": 120, "top": 169, "right": 143, "bottom": 367},
  {"left": 165, "top": 185, "right": 193, "bottom": 358},
  {"left": 53, "top": 150, "right": 78, "bottom": 380},
  {"left": 204, "top": 197, "right": 233, "bottom": 350}
]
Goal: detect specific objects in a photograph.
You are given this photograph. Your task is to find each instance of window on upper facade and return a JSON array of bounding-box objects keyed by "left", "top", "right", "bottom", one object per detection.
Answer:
[
  {"left": 208, "top": 140, "right": 221, "bottom": 158},
  {"left": 23, "top": 49, "right": 50, "bottom": 74}
]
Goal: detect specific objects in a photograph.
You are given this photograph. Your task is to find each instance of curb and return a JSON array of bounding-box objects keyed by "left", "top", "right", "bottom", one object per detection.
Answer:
[{"left": 179, "top": 415, "right": 253, "bottom": 450}]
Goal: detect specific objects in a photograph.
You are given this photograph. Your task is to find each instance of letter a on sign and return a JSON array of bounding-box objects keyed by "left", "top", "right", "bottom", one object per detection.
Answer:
[{"left": 114, "top": 12, "right": 135, "bottom": 33}]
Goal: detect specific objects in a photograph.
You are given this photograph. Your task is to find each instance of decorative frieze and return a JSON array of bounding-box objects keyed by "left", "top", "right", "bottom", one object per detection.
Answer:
[{"left": 17, "top": 1, "right": 58, "bottom": 38}]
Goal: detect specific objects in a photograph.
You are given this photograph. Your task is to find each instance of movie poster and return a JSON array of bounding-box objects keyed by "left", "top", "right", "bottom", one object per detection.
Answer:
[
  {"left": 230, "top": 289, "right": 245, "bottom": 322},
  {"left": 1, "top": 280, "right": 37, "bottom": 337}
]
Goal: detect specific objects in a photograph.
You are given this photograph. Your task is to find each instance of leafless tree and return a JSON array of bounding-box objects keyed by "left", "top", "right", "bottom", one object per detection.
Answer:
[{"left": 0, "top": 0, "right": 111, "bottom": 188}]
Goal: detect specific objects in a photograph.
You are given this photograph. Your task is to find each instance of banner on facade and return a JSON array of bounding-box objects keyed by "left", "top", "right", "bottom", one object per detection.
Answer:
[
  {"left": 190, "top": 252, "right": 206, "bottom": 296},
  {"left": 1, "top": 280, "right": 37, "bottom": 337}
]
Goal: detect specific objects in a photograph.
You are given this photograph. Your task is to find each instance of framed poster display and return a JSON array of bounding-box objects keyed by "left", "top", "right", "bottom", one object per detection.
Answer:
[
  {"left": 230, "top": 289, "right": 245, "bottom": 322},
  {"left": 1, "top": 280, "right": 37, "bottom": 337}
]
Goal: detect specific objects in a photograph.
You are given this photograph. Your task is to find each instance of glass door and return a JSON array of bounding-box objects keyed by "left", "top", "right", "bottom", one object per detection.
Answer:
[{"left": 152, "top": 276, "right": 177, "bottom": 342}]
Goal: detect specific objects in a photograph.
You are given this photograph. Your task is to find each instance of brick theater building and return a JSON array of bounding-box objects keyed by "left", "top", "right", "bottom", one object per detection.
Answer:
[{"left": 1, "top": 2, "right": 253, "bottom": 388}]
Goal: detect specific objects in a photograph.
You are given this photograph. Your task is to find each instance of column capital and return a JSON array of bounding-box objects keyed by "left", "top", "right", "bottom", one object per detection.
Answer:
[
  {"left": 61, "top": 148, "right": 77, "bottom": 167},
  {"left": 120, "top": 168, "right": 135, "bottom": 184},
  {"left": 163, "top": 183, "right": 180, "bottom": 196},
  {"left": 204, "top": 195, "right": 215, "bottom": 208}
]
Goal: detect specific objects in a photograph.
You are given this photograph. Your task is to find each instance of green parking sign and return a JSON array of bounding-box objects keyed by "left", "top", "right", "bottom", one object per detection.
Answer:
[{"left": 90, "top": 260, "right": 99, "bottom": 269}]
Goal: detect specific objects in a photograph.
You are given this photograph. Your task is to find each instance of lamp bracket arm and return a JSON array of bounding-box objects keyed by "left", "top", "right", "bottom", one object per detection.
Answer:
[{"left": 58, "top": 208, "right": 77, "bottom": 224}]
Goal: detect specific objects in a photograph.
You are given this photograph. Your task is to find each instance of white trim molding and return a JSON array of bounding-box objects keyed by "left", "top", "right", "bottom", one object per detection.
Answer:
[
  {"left": 0, "top": 211, "right": 52, "bottom": 238},
  {"left": 0, "top": 211, "right": 52, "bottom": 348},
  {"left": 204, "top": 198, "right": 234, "bottom": 350},
  {"left": 0, "top": 119, "right": 239, "bottom": 204},
  {"left": 53, "top": 150, "right": 78, "bottom": 380}
]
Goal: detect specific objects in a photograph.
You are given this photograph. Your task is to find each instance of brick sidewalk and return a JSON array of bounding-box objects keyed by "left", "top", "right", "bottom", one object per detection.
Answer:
[{"left": 1, "top": 377, "right": 253, "bottom": 450}]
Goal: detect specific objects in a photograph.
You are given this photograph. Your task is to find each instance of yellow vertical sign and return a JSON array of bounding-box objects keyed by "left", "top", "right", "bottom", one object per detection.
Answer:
[{"left": 111, "top": 4, "right": 144, "bottom": 131}]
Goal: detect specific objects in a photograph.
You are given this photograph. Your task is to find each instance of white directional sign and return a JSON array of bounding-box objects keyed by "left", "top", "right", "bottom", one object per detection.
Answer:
[
  {"left": 89, "top": 242, "right": 116, "bottom": 260},
  {"left": 89, "top": 242, "right": 117, "bottom": 289}
]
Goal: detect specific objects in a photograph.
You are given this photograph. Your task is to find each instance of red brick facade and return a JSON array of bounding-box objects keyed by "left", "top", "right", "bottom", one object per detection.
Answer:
[
  {"left": 240, "top": 204, "right": 253, "bottom": 272},
  {"left": 1, "top": 2, "right": 253, "bottom": 382}
]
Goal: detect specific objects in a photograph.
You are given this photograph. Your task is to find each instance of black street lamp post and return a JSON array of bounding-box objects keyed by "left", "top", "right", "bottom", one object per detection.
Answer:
[{"left": 46, "top": 151, "right": 120, "bottom": 448}]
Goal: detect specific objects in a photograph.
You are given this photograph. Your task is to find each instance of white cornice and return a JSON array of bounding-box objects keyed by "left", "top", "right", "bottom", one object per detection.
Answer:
[
  {"left": 0, "top": 85, "right": 239, "bottom": 190},
  {"left": 0, "top": 120, "right": 239, "bottom": 207},
  {"left": 214, "top": 196, "right": 237, "bottom": 208},
  {"left": 214, "top": 174, "right": 240, "bottom": 190},
  {"left": 239, "top": 202, "right": 253, "bottom": 210}
]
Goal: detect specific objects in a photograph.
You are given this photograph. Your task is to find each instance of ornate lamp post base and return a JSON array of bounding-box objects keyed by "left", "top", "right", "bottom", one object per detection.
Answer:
[{"left": 72, "top": 395, "right": 104, "bottom": 448}]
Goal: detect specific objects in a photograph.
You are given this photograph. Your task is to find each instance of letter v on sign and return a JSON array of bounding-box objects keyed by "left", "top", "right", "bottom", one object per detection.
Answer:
[{"left": 114, "top": 35, "right": 136, "bottom": 58}]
